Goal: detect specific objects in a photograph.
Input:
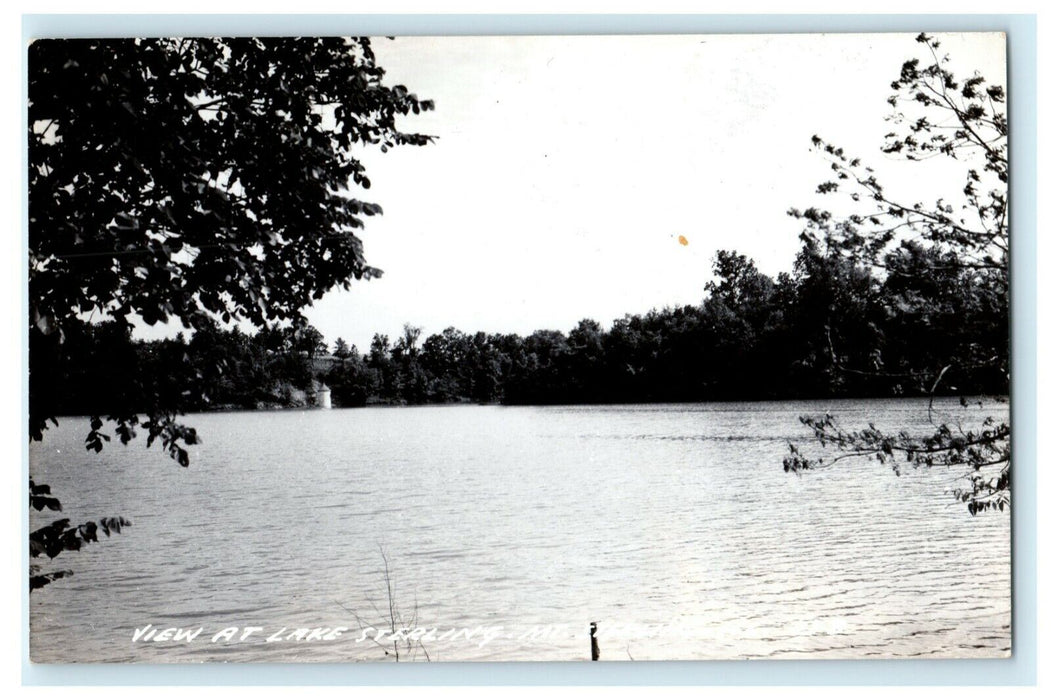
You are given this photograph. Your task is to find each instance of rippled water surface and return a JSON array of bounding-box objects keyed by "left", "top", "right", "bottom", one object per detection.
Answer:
[{"left": 29, "top": 400, "right": 1011, "bottom": 662}]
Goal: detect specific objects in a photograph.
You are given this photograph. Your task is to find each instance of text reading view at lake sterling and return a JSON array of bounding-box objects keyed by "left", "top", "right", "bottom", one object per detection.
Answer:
[{"left": 28, "top": 32, "right": 1010, "bottom": 662}]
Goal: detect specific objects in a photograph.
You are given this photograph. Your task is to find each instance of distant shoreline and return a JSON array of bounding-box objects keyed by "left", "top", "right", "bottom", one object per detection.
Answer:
[{"left": 49, "top": 393, "right": 1011, "bottom": 422}]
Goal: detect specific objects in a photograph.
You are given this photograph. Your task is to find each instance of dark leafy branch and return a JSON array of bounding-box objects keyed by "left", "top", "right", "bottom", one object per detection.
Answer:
[
  {"left": 29, "top": 480, "right": 132, "bottom": 591},
  {"left": 785, "top": 33, "right": 1009, "bottom": 514},
  {"left": 29, "top": 36, "right": 434, "bottom": 450},
  {"left": 784, "top": 412, "right": 1010, "bottom": 514}
]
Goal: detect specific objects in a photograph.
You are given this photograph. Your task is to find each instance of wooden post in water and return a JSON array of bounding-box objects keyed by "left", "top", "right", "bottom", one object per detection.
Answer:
[{"left": 590, "top": 622, "right": 600, "bottom": 661}]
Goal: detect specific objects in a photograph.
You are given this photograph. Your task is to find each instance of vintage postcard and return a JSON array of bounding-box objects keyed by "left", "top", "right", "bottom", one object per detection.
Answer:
[{"left": 28, "top": 32, "right": 1010, "bottom": 662}]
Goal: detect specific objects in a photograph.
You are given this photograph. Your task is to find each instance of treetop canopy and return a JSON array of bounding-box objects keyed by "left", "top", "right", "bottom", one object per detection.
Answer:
[{"left": 29, "top": 37, "right": 434, "bottom": 341}]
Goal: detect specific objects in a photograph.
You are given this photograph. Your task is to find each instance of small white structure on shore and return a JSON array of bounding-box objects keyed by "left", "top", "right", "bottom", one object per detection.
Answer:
[{"left": 314, "top": 382, "right": 332, "bottom": 409}]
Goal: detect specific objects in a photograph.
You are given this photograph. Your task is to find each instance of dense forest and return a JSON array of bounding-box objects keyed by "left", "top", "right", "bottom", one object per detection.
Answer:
[{"left": 43, "top": 236, "right": 1008, "bottom": 416}]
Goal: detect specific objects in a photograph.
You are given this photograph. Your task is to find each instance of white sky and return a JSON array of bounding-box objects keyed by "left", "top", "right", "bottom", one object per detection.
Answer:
[{"left": 302, "top": 32, "right": 1006, "bottom": 351}]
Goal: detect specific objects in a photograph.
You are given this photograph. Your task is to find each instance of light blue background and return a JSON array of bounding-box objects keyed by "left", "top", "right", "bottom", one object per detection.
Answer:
[{"left": 21, "top": 13, "right": 1037, "bottom": 686}]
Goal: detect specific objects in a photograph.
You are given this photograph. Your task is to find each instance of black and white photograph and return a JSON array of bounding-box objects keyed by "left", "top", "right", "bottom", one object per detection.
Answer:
[{"left": 27, "top": 30, "right": 1011, "bottom": 663}]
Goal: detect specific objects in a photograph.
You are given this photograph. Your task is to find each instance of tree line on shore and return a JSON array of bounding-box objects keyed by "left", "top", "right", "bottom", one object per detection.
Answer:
[{"left": 45, "top": 235, "right": 1007, "bottom": 416}]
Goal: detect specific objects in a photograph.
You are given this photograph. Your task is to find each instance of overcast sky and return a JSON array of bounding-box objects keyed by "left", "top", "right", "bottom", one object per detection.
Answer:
[{"left": 298, "top": 32, "right": 1005, "bottom": 351}]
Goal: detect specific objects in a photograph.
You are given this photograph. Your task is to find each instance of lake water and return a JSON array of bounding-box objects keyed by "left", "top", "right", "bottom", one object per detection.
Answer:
[{"left": 29, "top": 400, "right": 1011, "bottom": 662}]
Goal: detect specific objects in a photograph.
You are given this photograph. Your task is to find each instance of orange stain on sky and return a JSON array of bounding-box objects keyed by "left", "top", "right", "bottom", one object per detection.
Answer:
[{"left": 677, "top": 235, "right": 689, "bottom": 246}]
